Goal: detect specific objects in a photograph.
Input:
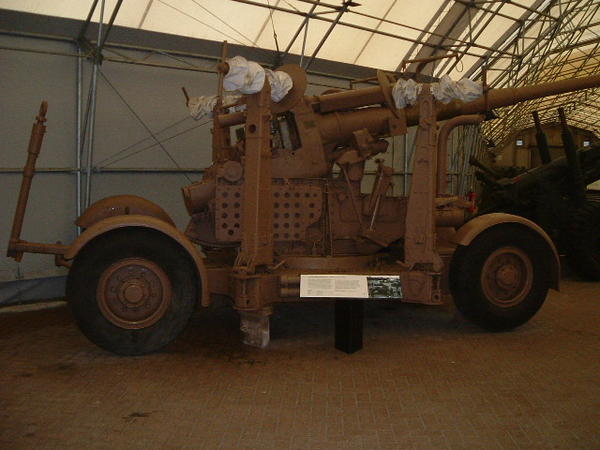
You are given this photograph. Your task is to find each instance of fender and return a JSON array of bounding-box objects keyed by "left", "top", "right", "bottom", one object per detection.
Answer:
[
  {"left": 452, "top": 213, "right": 559, "bottom": 290},
  {"left": 65, "top": 215, "right": 209, "bottom": 306},
  {"left": 76, "top": 195, "right": 175, "bottom": 228}
]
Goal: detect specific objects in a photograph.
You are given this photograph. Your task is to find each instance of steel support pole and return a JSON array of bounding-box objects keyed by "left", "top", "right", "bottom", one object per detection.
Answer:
[
  {"left": 84, "top": 0, "right": 105, "bottom": 209},
  {"left": 78, "top": 0, "right": 100, "bottom": 40},
  {"left": 281, "top": 0, "right": 319, "bottom": 63},
  {"left": 75, "top": 44, "right": 83, "bottom": 235},
  {"left": 304, "top": 3, "right": 349, "bottom": 70},
  {"left": 300, "top": 15, "right": 309, "bottom": 68},
  {"left": 98, "top": 0, "right": 124, "bottom": 52},
  {"left": 84, "top": 67, "right": 99, "bottom": 209}
]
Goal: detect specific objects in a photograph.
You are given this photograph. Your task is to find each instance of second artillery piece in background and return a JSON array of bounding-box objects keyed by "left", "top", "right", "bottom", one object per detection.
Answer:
[{"left": 472, "top": 107, "right": 600, "bottom": 280}]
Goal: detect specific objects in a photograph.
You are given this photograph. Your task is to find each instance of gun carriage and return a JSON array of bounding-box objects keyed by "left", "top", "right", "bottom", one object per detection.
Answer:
[{"left": 8, "top": 51, "right": 600, "bottom": 354}]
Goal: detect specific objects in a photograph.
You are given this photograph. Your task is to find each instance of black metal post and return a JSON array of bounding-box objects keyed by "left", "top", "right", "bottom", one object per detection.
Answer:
[{"left": 334, "top": 299, "right": 364, "bottom": 353}]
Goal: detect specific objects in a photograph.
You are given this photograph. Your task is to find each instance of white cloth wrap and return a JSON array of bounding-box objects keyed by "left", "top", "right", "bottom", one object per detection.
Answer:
[
  {"left": 188, "top": 56, "right": 294, "bottom": 120},
  {"left": 224, "top": 56, "right": 293, "bottom": 101},
  {"left": 265, "top": 69, "right": 293, "bottom": 102},
  {"left": 392, "top": 78, "right": 422, "bottom": 108},
  {"left": 431, "top": 75, "right": 482, "bottom": 104},
  {"left": 392, "top": 75, "right": 482, "bottom": 108},
  {"left": 188, "top": 94, "right": 242, "bottom": 120},
  {"left": 223, "top": 55, "right": 266, "bottom": 94}
]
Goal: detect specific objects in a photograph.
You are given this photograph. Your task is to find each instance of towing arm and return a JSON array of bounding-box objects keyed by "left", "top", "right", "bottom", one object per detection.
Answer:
[{"left": 6, "top": 101, "right": 69, "bottom": 262}]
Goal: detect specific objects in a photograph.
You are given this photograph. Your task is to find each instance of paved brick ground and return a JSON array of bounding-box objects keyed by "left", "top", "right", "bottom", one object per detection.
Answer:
[{"left": 1, "top": 279, "right": 599, "bottom": 449}]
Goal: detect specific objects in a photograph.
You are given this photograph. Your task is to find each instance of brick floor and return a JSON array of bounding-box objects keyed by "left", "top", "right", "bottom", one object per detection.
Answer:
[{"left": 1, "top": 279, "right": 599, "bottom": 449}]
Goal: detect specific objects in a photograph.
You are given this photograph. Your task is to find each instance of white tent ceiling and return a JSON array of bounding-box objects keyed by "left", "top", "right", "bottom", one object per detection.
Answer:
[
  {"left": 1, "top": 0, "right": 599, "bottom": 143},
  {"left": 0, "top": 0, "right": 452, "bottom": 71},
  {"left": 2, "top": 0, "right": 590, "bottom": 75}
]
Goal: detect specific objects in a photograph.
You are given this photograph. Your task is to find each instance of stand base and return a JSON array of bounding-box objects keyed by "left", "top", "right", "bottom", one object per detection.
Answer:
[
  {"left": 240, "top": 309, "right": 271, "bottom": 348},
  {"left": 334, "top": 300, "right": 364, "bottom": 354}
]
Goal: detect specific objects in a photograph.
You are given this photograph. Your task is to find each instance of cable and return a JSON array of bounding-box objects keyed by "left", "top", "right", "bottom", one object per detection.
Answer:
[
  {"left": 154, "top": 50, "right": 204, "bottom": 70},
  {"left": 96, "top": 115, "right": 191, "bottom": 166},
  {"left": 281, "top": 0, "right": 301, "bottom": 13},
  {"left": 101, "top": 120, "right": 211, "bottom": 168},
  {"left": 189, "top": 0, "right": 255, "bottom": 46},
  {"left": 265, "top": 0, "right": 281, "bottom": 54},
  {"left": 156, "top": 0, "right": 248, "bottom": 46},
  {"left": 98, "top": 69, "right": 193, "bottom": 183}
]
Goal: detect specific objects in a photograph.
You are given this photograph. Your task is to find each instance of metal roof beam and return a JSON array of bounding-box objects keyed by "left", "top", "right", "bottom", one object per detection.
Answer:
[
  {"left": 352, "top": 0, "right": 397, "bottom": 65},
  {"left": 280, "top": 0, "right": 321, "bottom": 63},
  {"left": 475, "top": 0, "right": 559, "bottom": 20},
  {"left": 304, "top": 0, "right": 352, "bottom": 70},
  {"left": 230, "top": 0, "right": 489, "bottom": 60},
  {"left": 548, "top": 36, "right": 600, "bottom": 55},
  {"left": 452, "top": 0, "right": 531, "bottom": 23},
  {"left": 397, "top": 1, "right": 473, "bottom": 74},
  {"left": 252, "top": 0, "right": 282, "bottom": 47},
  {"left": 463, "top": 0, "right": 550, "bottom": 79},
  {"left": 137, "top": 0, "right": 154, "bottom": 29},
  {"left": 439, "top": 0, "right": 512, "bottom": 76}
]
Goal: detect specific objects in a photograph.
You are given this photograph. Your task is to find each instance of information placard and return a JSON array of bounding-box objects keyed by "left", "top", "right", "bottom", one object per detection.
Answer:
[{"left": 300, "top": 275, "right": 402, "bottom": 299}]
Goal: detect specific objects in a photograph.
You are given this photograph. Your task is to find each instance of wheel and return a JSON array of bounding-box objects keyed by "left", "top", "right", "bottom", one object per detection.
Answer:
[
  {"left": 565, "top": 200, "right": 600, "bottom": 281},
  {"left": 67, "top": 228, "right": 198, "bottom": 355},
  {"left": 449, "top": 224, "right": 554, "bottom": 331}
]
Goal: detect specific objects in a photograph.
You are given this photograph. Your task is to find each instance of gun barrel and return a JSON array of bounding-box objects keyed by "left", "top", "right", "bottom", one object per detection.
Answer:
[
  {"left": 318, "top": 74, "right": 600, "bottom": 144},
  {"left": 439, "top": 74, "right": 600, "bottom": 118},
  {"left": 316, "top": 74, "right": 600, "bottom": 115},
  {"left": 532, "top": 111, "right": 551, "bottom": 164},
  {"left": 217, "top": 73, "right": 600, "bottom": 143}
]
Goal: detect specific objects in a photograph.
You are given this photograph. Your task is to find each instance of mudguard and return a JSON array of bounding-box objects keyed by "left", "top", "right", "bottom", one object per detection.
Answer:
[
  {"left": 452, "top": 213, "right": 560, "bottom": 290},
  {"left": 65, "top": 214, "right": 209, "bottom": 306},
  {"left": 76, "top": 195, "right": 175, "bottom": 228}
]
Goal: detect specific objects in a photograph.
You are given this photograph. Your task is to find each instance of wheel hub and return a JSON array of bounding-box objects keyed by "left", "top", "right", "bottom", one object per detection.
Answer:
[
  {"left": 496, "top": 264, "right": 519, "bottom": 287},
  {"left": 121, "top": 282, "right": 146, "bottom": 305},
  {"left": 97, "top": 258, "right": 172, "bottom": 329},
  {"left": 481, "top": 246, "right": 533, "bottom": 308}
]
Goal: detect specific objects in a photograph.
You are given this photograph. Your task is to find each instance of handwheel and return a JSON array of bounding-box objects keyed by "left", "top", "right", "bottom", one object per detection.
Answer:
[
  {"left": 67, "top": 228, "right": 198, "bottom": 355},
  {"left": 450, "top": 223, "right": 554, "bottom": 331}
]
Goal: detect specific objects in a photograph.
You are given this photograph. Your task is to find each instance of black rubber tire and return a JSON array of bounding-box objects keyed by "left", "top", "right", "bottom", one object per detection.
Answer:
[
  {"left": 449, "top": 224, "right": 554, "bottom": 331},
  {"left": 67, "top": 228, "right": 198, "bottom": 355},
  {"left": 565, "top": 200, "right": 600, "bottom": 281}
]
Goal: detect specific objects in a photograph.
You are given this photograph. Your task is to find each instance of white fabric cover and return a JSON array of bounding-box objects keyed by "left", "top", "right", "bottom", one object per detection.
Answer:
[
  {"left": 265, "top": 69, "right": 293, "bottom": 102},
  {"left": 223, "top": 56, "right": 293, "bottom": 101},
  {"left": 189, "top": 56, "right": 294, "bottom": 119},
  {"left": 223, "top": 55, "right": 266, "bottom": 94},
  {"left": 392, "top": 78, "right": 422, "bottom": 108},
  {"left": 431, "top": 75, "right": 483, "bottom": 104},
  {"left": 392, "top": 76, "right": 482, "bottom": 108},
  {"left": 188, "top": 94, "right": 241, "bottom": 120}
]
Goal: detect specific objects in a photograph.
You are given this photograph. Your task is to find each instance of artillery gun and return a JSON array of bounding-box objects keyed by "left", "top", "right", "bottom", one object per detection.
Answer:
[
  {"left": 472, "top": 109, "right": 600, "bottom": 280},
  {"left": 7, "top": 52, "right": 600, "bottom": 355}
]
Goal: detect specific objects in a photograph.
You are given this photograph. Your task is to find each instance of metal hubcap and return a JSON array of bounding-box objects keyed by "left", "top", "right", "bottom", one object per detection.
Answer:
[
  {"left": 481, "top": 246, "right": 533, "bottom": 308},
  {"left": 122, "top": 282, "right": 146, "bottom": 304},
  {"left": 497, "top": 265, "right": 518, "bottom": 286},
  {"left": 97, "top": 258, "right": 172, "bottom": 329}
]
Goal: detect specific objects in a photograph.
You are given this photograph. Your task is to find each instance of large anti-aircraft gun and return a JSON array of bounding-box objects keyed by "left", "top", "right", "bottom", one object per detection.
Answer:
[
  {"left": 472, "top": 108, "right": 600, "bottom": 280},
  {"left": 7, "top": 50, "right": 600, "bottom": 355}
]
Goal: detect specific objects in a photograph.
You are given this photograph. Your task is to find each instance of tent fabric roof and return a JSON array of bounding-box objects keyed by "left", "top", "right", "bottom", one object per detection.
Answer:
[{"left": 1, "top": 0, "right": 599, "bottom": 144}]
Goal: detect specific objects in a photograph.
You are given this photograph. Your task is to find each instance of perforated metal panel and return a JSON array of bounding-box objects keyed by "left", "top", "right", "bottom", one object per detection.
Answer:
[
  {"left": 215, "top": 183, "right": 322, "bottom": 241},
  {"left": 215, "top": 185, "right": 243, "bottom": 241}
]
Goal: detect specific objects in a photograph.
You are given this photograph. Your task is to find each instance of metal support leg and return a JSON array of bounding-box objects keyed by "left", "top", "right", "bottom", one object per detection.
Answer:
[
  {"left": 240, "top": 307, "right": 272, "bottom": 348},
  {"left": 335, "top": 299, "right": 364, "bottom": 354}
]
